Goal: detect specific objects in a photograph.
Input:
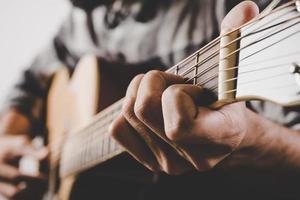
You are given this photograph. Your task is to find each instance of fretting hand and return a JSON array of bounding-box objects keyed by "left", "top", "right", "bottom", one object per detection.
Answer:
[{"left": 110, "top": 2, "right": 269, "bottom": 174}]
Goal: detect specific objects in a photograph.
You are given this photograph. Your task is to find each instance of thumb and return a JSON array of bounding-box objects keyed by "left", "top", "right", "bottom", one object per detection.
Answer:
[{"left": 221, "top": 1, "right": 259, "bottom": 33}]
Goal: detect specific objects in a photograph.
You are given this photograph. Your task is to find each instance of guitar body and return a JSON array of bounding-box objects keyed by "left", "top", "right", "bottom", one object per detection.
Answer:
[
  {"left": 46, "top": 55, "right": 160, "bottom": 199},
  {"left": 47, "top": 55, "right": 100, "bottom": 200}
]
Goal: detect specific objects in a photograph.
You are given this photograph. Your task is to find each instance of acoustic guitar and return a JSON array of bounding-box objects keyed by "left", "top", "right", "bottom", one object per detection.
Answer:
[{"left": 44, "top": 1, "right": 300, "bottom": 199}]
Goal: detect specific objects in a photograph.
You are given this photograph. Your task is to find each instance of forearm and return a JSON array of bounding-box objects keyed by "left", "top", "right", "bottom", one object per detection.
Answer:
[
  {"left": 0, "top": 109, "right": 31, "bottom": 135},
  {"left": 225, "top": 109, "right": 300, "bottom": 172}
]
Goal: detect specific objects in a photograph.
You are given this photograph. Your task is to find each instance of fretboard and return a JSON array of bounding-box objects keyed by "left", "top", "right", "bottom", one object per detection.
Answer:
[{"left": 59, "top": 42, "right": 220, "bottom": 178}]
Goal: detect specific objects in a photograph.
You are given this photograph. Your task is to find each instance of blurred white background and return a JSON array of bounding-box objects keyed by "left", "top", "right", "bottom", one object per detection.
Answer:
[
  {"left": 0, "top": 2, "right": 70, "bottom": 199},
  {"left": 0, "top": 0, "right": 70, "bottom": 106}
]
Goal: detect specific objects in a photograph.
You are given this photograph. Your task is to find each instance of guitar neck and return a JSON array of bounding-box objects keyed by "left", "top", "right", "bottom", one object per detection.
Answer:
[{"left": 59, "top": 1, "right": 300, "bottom": 178}]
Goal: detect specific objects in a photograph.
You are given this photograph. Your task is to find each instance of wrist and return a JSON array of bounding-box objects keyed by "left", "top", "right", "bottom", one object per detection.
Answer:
[
  {"left": 238, "top": 109, "right": 260, "bottom": 149},
  {"left": 221, "top": 109, "right": 276, "bottom": 168},
  {"left": 238, "top": 108, "right": 275, "bottom": 150},
  {"left": 228, "top": 108, "right": 286, "bottom": 167}
]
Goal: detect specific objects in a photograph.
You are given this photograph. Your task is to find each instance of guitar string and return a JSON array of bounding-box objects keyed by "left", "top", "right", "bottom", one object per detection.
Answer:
[
  {"left": 219, "top": 78, "right": 296, "bottom": 95},
  {"left": 183, "top": 13, "right": 300, "bottom": 84},
  {"left": 166, "top": 1, "right": 296, "bottom": 76},
  {"left": 51, "top": 2, "right": 299, "bottom": 159},
  {"left": 171, "top": 12, "right": 300, "bottom": 97},
  {"left": 203, "top": 26, "right": 300, "bottom": 89},
  {"left": 194, "top": 59, "right": 300, "bottom": 90},
  {"left": 178, "top": 9, "right": 299, "bottom": 79},
  {"left": 184, "top": 16, "right": 300, "bottom": 90},
  {"left": 220, "top": 50, "right": 300, "bottom": 72},
  {"left": 195, "top": 23, "right": 300, "bottom": 89}
]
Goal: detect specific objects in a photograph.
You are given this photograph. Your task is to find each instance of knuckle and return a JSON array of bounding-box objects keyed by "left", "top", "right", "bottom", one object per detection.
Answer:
[
  {"left": 129, "top": 74, "right": 144, "bottom": 88},
  {"left": 129, "top": 74, "right": 144, "bottom": 85},
  {"left": 167, "top": 85, "right": 182, "bottom": 95},
  {"left": 134, "top": 95, "right": 158, "bottom": 122},
  {"left": 126, "top": 74, "right": 144, "bottom": 97},
  {"left": 109, "top": 117, "right": 124, "bottom": 141},
  {"left": 145, "top": 70, "right": 162, "bottom": 80},
  {"left": 122, "top": 97, "right": 136, "bottom": 121},
  {"left": 165, "top": 117, "right": 190, "bottom": 142},
  {"left": 133, "top": 73, "right": 145, "bottom": 81},
  {"left": 162, "top": 85, "right": 183, "bottom": 104}
]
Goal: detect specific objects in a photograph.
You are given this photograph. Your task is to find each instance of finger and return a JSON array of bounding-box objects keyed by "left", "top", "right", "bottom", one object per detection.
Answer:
[
  {"left": 162, "top": 84, "right": 244, "bottom": 170},
  {"left": 20, "top": 147, "right": 48, "bottom": 160},
  {"left": 161, "top": 84, "right": 211, "bottom": 170},
  {"left": 0, "top": 164, "right": 21, "bottom": 182},
  {"left": 0, "top": 164, "right": 45, "bottom": 183},
  {"left": 1, "top": 135, "right": 30, "bottom": 151},
  {"left": 0, "top": 182, "right": 26, "bottom": 199},
  {"left": 122, "top": 73, "right": 192, "bottom": 174},
  {"left": 134, "top": 70, "right": 184, "bottom": 135},
  {"left": 221, "top": 1, "right": 259, "bottom": 33},
  {"left": 2, "top": 136, "right": 31, "bottom": 161},
  {"left": 162, "top": 84, "right": 242, "bottom": 143},
  {"left": 110, "top": 114, "right": 159, "bottom": 171},
  {"left": 162, "top": 84, "right": 201, "bottom": 142}
]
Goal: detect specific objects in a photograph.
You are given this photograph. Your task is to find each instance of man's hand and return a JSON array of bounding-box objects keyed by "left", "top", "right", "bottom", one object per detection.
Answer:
[
  {"left": 109, "top": 1, "right": 271, "bottom": 174},
  {"left": 0, "top": 110, "right": 48, "bottom": 200}
]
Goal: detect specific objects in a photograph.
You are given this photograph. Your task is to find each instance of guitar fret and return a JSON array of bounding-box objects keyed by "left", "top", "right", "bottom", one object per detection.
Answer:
[
  {"left": 175, "top": 65, "right": 179, "bottom": 75},
  {"left": 194, "top": 53, "right": 200, "bottom": 85},
  {"left": 103, "top": 134, "right": 109, "bottom": 156},
  {"left": 100, "top": 136, "right": 105, "bottom": 157},
  {"left": 110, "top": 137, "right": 116, "bottom": 152}
]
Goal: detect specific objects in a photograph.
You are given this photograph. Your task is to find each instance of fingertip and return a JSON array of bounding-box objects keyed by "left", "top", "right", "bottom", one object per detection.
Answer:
[
  {"left": 242, "top": 1, "right": 260, "bottom": 21},
  {"left": 221, "top": 1, "right": 259, "bottom": 32},
  {"left": 109, "top": 115, "right": 124, "bottom": 140}
]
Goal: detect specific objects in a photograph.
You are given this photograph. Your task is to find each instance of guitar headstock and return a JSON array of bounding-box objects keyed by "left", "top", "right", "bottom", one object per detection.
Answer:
[{"left": 219, "top": 1, "right": 300, "bottom": 107}]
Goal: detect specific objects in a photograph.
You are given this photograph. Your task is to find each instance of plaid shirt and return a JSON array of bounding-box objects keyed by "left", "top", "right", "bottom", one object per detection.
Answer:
[{"left": 5, "top": 0, "right": 297, "bottom": 134}]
